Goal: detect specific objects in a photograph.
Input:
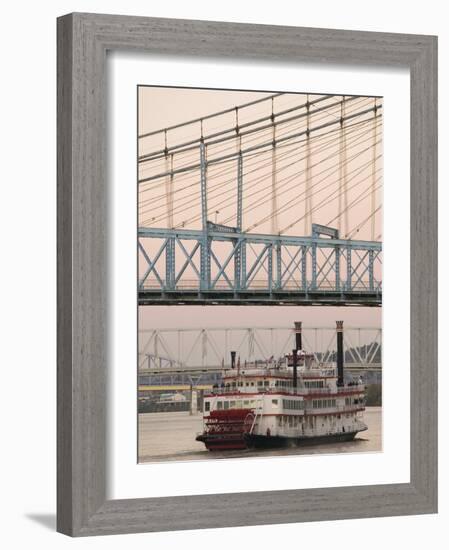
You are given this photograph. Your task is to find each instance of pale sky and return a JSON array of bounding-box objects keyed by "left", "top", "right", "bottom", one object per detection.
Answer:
[{"left": 138, "top": 86, "right": 382, "bottom": 239}]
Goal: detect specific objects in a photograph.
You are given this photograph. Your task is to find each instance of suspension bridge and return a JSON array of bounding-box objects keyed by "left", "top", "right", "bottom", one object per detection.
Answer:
[{"left": 138, "top": 91, "right": 382, "bottom": 306}]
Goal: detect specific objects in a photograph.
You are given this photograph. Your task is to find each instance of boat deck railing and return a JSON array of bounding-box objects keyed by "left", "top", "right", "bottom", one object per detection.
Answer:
[{"left": 207, "top": 384, "right": 365, "bottom": 397}]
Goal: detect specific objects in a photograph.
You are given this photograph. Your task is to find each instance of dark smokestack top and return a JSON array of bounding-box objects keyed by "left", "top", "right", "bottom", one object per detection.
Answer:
[
  {"left": 336, "top": 321, "right": 344, "bottom": 387},
  {"left": 294, "top": 321, "right": 302, "bottom": 351},
  {"left": 230, "top": 351, "right": 236, "bottom": 369},
  {"left": 292, "top": 348, "right": 298, "bottom": 391}
]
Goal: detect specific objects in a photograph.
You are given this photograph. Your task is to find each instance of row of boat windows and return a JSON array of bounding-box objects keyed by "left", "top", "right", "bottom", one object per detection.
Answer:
[
  {"left": 277, "top": 413, "right": 356, "bottom": 428},
  {"left": 226, "top": 381, "right": 269, "bottom": 388},
  {"left": 304, "top": 380, "right": 325, "bottom": 388},
  {"left": 224, "top": 379, "right": 325, "bottom": 389},
  {"left": 207, "top": 397, "right": 340, "bottom": 411},
  {"left": 311, "top": 398, "right": 337, "bottom": 409},
  {"left": 209, "top": 399, "right": 261, "bottom": 411},
  {"left": 283, "top": 399, "right": 304, "bottom": 410},
  {"left": 206, "top": 398, "right": 304, "bottom": 411}
]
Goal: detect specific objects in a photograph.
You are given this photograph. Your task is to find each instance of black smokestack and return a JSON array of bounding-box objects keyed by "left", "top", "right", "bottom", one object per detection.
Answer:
[
  {"left": 292, "top": 348, "right": 298, "bottom": 391},
  {"left": 230, "top": 351, "right": 236, "bottom": 369},
  {"left": 294, "top": 321, "right": 302, "bottom": 351},
  {"left": 336, "top": 321, "right": 344, "bottom": 387}
]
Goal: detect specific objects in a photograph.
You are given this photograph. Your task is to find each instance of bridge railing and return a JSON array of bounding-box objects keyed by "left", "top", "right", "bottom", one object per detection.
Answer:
[
  {"left": 140, "top": 277, "right": 381, "bottom": 292},
  {"left": 208, "top": 383, "right": 365, "bottom": 396}
]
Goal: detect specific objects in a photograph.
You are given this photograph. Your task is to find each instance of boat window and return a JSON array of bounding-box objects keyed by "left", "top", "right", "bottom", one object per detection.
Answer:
[
  {"left": 204, "top": 402, "right": 210, "bottom": 412},
  {"left": 224, "top": 401, "right": 229, "bottom": 410},
  {"left": 217, "top": 401, "right": 223, "bottom": 410},
  {"left": 236, "top": 400, "right": 243, "bottom": 408},
  {"left": 311, "top": 398, "right": 336, "bottom": 409},
  {"left": 304, "top": 380, "right": 325, "bottom": 389},
  {"left": 272, "top": 399, "right": 278, "bottom": 406},
  {"left": 230, "top": 400, "right": 236, "bottom": 408},
  {"left": 243, "top": 400, "right": 249, "bottom": 406},
  {"left": 282, "top": 399, "right": 303, "bottom": 410},
  {"left": 264, "top": 380, "right": 269, "bottom": 387},
  {"left": 257, "top": 380, "right": 263, "bottom": 386}
]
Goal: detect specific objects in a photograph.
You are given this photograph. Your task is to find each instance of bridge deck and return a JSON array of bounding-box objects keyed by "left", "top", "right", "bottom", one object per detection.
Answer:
[{"left": 139, "top": 289, "right": 381, "bottom": 306}]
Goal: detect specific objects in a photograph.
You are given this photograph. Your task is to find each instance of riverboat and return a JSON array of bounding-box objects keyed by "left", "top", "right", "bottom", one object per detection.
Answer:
[{"left": 196, "top": 321, "right": 367, "bottom": 451}]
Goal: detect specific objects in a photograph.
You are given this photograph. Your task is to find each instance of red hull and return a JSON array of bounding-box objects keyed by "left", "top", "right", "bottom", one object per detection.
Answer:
[{"left": 195, "top": 435, "right": 248, "bottom": 451}]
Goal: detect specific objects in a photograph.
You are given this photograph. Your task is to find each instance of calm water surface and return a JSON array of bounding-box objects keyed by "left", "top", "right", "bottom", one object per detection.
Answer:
[{"left": 138, "top": 406, "right": 382, "bottom": 463}]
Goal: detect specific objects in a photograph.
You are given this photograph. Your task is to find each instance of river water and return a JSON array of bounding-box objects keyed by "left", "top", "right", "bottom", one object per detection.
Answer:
[{"left": 138, "top": 406, "right": 382, "bottom": 463}]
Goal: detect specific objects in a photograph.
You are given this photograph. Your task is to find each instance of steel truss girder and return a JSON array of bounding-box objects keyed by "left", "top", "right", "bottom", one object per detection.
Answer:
[{"left": 138, "top": 227, "right": 382, "bottom": 305}]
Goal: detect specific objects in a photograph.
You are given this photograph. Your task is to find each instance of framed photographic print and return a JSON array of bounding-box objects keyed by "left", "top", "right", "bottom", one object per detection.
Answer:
[
  {"left": 137, "top": 86, "right": 383, "bottom": 464},
  {"left": 57, "top": 13, "right": 437, "bottom": 536}
]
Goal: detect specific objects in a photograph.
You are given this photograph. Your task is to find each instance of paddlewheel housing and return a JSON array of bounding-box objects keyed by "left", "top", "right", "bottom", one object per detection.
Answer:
[{"left": 196, "top": 409, "right": 256, "bottom": 451}]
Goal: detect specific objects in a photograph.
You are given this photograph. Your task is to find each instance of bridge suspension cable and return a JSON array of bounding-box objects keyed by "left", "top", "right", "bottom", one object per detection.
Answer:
[
  {"left": 138, "top": 100, "right": 380, "bottom": 184},
  {"left": 140, "top": 114, "right": 382, "bottom": 239},
  {"left": 138, "top": 92, "right": 283, "bottom": 139}
]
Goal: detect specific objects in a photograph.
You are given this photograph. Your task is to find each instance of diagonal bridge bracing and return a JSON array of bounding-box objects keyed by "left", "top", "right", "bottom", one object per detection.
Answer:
[{"left": 138, "top": 224, "right": 382, "bottom": 306}]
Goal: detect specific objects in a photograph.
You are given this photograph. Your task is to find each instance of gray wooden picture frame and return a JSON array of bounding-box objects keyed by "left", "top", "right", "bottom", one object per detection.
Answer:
[{"left": 57, "top": 12, "right": 438, "bottom": 537}]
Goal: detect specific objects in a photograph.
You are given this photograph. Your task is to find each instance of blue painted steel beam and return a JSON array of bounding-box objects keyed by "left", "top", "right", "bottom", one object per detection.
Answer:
[
  {"left": 138, "top": 226, "right": 382, "bottom": 306},
  {"left": 138, "top": 227, "right": 382, "bottom": 251}
]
